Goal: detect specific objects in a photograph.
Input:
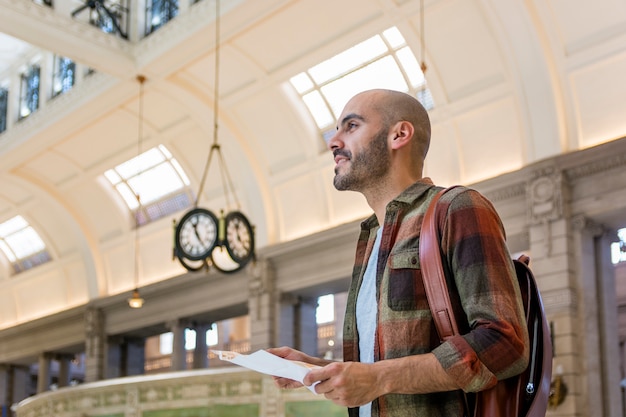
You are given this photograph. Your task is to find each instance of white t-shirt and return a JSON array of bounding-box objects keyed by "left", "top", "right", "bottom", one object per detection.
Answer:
[{"left": 356, "top": 227, "right": 383, "bottom": 417}]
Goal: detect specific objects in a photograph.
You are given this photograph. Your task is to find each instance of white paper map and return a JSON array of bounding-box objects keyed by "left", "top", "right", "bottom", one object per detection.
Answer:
[{"left": 212, "top": 349, "right": 320, "bottom": 393}]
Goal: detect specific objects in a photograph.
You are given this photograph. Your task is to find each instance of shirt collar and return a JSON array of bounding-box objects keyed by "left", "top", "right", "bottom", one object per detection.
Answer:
[{"left": 360, "top": 178, "right": 436, "bottom": 231}]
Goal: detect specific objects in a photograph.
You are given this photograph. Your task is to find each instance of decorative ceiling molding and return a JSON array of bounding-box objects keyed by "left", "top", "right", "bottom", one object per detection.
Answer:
[
  {"left": 0, "top": 72, "right": 118, "bottom": 159},
  {"left": 564, "top": 149, "right": 626, "bottom": 181},
  {"left": 477, "top": 136, "right": 626, "bottom": 206},
  {"left": 0, "top": 0, "right": 134, "bottom": 77},
  {"left": 482, "top": 182, "right": 526, "bottom": 203}
]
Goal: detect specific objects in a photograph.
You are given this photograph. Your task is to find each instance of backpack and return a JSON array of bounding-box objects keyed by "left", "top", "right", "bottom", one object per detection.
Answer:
[{"left": 419, "top": 186, "right": 552, "bottom": 417}]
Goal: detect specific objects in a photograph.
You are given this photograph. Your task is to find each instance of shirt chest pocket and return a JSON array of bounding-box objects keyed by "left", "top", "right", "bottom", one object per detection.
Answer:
[{"left": 387, "top": 250, "right": 429, "bottom": 311}]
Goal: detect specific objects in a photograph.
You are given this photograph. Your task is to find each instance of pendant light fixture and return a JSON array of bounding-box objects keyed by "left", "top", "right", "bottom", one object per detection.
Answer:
[
  {"left": 419, "top": 0, "right": 427, "bottom": 75},
  {"left": 128, "top": 74, "right": 146, "bottom": 308}
]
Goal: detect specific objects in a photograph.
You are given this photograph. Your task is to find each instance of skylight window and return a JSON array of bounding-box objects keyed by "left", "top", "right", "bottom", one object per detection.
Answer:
[
  {"left": 0, "top": 215, "right": 51, "bottom": 274},
  {"left": 290, "top": 26, "right": 434, "bottom": 144},
  {"left": 104, "top": 145, "right": 193, "bottom": 226}
]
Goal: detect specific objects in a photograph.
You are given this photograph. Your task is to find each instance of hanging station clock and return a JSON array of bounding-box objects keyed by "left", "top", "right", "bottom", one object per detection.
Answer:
[
  {"left": 173, "top": 0, "right": 255, "bottom": 274},
  {"left": 174, "top": 207, "right": 219, "bottom": 261},
  {"left": 224, "top": 211, "right": 255, "bottom": 266},
  {"left": 174, "top": 208, "right": 255, "bottom": 273}
]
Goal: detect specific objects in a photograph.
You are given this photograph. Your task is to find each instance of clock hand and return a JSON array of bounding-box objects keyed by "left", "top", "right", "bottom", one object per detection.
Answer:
[{"left": 191, "top": 221, "right": 203, "bottom": 242}]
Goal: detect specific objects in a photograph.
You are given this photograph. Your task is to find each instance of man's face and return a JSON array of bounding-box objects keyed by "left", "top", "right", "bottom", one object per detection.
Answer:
[{"left": 329, "top": 94, "right": 391, "bottom": 192}]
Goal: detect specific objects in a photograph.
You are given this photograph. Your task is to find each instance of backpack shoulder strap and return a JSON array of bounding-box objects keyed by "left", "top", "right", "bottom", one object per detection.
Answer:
[
  {"left": 513, "top": 258, "right": 553, "bottom": 416},
  {"left": 420, "top": 187, "right": 461, "bottom": 340}
]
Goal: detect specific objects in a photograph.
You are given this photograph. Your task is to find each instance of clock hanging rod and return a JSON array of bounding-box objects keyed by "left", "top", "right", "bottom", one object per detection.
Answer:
[{"left": 194, "top": 0, "right": 239, "bottom": 212}]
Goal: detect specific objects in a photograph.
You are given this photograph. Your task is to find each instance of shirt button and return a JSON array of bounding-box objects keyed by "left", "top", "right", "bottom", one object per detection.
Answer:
[{"left": 411, "top": 257, "right": 417, "bottom": 265}]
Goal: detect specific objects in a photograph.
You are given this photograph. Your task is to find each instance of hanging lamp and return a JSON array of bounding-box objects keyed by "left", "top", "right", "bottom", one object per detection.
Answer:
[{"left": 128, "top": 75, "right": 146, "bottom": 308}]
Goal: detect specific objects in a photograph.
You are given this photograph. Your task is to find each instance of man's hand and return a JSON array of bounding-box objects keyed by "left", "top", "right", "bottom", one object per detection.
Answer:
[
  {"left": 267, "top": 347, "right": 384, "bottom": 405},
  {"left": 267, "top": 346, "right": 332, "bottom": 390},
  {"left": 267, "top": 346, "right": 312, "bottom": 363},
  {"left": 268, "top": 348, "right": 458, "bottom": 405},
  {"left": 304, "top": 361, "right": 386, "bottom": 407},
  {"left": 304, "top": 353, "right": 459, "bottom": 407}
]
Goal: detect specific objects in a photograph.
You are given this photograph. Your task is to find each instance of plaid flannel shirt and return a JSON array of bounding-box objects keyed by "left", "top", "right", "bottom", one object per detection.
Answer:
[{"left": 343, "top": 179, "right": 529, "bottom": 417}]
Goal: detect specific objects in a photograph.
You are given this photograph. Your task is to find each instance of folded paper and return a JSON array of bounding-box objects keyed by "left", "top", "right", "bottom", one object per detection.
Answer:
[{"left": 212, "top": 349, "right": 320, "bottom": 393}]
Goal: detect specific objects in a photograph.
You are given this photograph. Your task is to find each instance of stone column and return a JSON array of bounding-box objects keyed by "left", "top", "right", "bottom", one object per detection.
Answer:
[
  {"left": 36, "top": 352, "right": 52, "bottom": 394},
  {"left": 526, "top": 170, "right": 575, "bottom": 413},
  {"left": 296, "top": 297, "right": 318, "bottom": 357},
  {"left": 10, "top": 366, "right": 30, "bottom": 407},
  {"left": 571, "top": 216, "right": 622, "bottom": 417},
  {"left": 0, "top": 365, "right": 9, "bottom": 411},
  {"left": 274, "top": 294, "right": 319, "bottom": 356},
  {"left": 106, "top": 336, "right": 145, "bottom": 377},
  {"left": 570, "top": 215, "right": 602, "bottom": 416},
  {"left": 249, "top": 259, "right": 276, "bottom": 351},
  {"left": 167, "top": 320, "right": 187, "bottom": 371},
  {"left": 84, "top": 307, "right": 106, "bottom": 382},
  {"left": 125, "top": 337, "right": 146, "bottom": 376},
  {"left": 526, "top": 167, "right": 623, "bottom": 417},
  {"left": 192, "top": 322, "right": 210, "bottom": 369},
  {"left": 128, "top": 0, "right": 143, "bottom": 42},
  {"left": 106, "top": 336, "right": 124, "bottom": 379},
  {"left": 56, "top": 354, "right": 73, "bottom": 388},
  {"left": 597, "top": 228, "right": 623, "bottom": 417},
  {"left": 276, "top": 293, "right": 297, "bottom": 349}
]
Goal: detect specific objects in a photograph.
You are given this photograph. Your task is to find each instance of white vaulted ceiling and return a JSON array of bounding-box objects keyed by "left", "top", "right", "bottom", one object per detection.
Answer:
[{"left": 1, "top": 0, "right": 626, "bottom": 328}]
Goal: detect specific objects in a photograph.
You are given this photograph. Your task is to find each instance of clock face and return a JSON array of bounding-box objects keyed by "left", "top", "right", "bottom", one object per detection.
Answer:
[
  {"left": 175, "top": 208, "right": 218, "bottom": 261},
  {"left": 224, "top": 211, "right": 254, "bottom": 265}
]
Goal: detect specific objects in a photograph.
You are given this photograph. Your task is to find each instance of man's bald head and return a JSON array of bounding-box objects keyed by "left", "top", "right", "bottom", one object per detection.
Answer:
[{"left": 351, "top": 89, "right": 431, "bottom": 161}]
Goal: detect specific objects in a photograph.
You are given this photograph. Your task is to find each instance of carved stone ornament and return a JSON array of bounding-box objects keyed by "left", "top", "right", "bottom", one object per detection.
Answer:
[
  {"left": 527, "top": 171, "right": 566, "bottom": 224},
  {"left": 248, "top": 258, "right": 273, "bottom": 297},
  {"left": 84, "top": 307, "right": 104, "bottom": 357}
]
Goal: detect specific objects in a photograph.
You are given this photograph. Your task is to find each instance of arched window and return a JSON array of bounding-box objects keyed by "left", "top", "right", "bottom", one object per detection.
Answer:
[
  {"left": 612, "top": 228, "right": 626, "bottom": 264},
  {"left": 290, "top": 26, "right": 434, "bottom": 146},
  {"left": 316, "top": 294, "right": 335, "bottom": 324},
  {"left": 0, "top": 87, "right": 8, "bottom": 133},
  {"left": 104, "top": 145, "right": 193, "bottom": 226},
  {"left": 146, "top": 0, "right": 178, "bottom": 35},
  {"left": 0, "top": 215, "right": 51, "bottom": 274},
  {"left": 18, "top": 64, "right": 40, "bottom": 120},
  {"left": 159, "top": 324, "right": 218, "bottom": 354},
  {"left": 52, "top": 56, "right": 76, "bottom": 97}
]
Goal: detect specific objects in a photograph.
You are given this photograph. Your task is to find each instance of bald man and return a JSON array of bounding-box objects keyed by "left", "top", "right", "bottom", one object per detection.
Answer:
[{"left": 270, "top": 90, "right": 529, "bottom": 417}]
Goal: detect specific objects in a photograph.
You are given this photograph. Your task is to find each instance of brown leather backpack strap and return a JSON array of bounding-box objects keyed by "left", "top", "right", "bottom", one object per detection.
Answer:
[{"left": 420, "top": 187, "right": 461, "bottom": 341}]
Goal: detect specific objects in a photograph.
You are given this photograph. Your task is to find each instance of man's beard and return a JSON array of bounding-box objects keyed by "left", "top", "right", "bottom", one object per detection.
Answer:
[{"left": 333, "top": 128, "right": 390, "bottom": 191}]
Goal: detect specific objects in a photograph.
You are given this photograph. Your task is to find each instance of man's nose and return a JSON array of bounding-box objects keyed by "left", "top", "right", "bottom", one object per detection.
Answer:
[{"left": 327, "top": 131, "right": 341, "bottom": 151}]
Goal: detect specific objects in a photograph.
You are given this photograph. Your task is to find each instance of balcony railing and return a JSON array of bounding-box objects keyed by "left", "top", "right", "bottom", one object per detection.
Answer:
[{"left": 145, "top": 339, "right": 251, "bottom": 373}]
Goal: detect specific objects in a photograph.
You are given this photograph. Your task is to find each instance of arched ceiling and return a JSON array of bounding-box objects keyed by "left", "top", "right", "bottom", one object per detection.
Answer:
[{"left": 1, "top": 0, "right": 626, "bottom": 328}]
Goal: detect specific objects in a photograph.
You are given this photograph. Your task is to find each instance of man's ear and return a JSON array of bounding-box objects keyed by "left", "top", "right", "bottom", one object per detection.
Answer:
[{"left": 389, "top": 121, "right": 414, "bottom": 150}]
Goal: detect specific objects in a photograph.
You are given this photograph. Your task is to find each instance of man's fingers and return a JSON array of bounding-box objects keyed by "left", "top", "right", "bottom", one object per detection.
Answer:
[
  {"left": 273, "top": 376, "right": 303, "bottom": 389},
  {"left": 304, "top": 365, "right": 334, "bottom": 386}
]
